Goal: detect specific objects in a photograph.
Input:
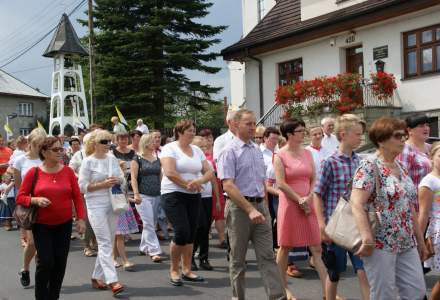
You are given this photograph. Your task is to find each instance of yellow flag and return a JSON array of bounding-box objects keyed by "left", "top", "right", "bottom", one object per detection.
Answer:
[
  {"left": 4, "top": 124, "right": 13, "bottom": 135},
  {"left": 36, "top": 120, "right": 47, "bottom": 134},
  {"left": 115, "top": 106, "right": 128, "bottom": 126}
]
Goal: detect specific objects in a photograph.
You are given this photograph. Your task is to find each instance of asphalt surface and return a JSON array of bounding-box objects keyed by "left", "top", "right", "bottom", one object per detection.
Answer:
[{"left": 0, "top": 226, "right": 437, "bottom": 300}]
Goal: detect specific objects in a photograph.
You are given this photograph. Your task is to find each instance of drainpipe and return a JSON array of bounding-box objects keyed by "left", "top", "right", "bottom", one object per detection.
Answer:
[{"left": 246, "top": 49, "right": 264, "bottom": 118}]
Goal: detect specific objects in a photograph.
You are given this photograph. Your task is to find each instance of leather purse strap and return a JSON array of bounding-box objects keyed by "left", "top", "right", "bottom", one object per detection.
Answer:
[{"left": 30, "top": 167, "right": 39, "bottom": 197}]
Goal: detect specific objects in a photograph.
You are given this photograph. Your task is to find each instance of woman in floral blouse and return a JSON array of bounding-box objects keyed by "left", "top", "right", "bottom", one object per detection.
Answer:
[{"left": 351, "top": 117, "right": 428, "bottom": 300}]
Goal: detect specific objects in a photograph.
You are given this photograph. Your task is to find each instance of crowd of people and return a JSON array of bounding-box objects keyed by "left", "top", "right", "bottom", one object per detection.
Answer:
[{"left": 0, "top": 111, "right": 438, "bottom": 300}]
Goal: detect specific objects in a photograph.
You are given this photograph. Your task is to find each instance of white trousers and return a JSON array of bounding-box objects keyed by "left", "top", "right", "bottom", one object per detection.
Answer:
[
  {"left": 363, "top": 247, "right": 426, "bottom": 300},
  {"left": 87, "top": 202, "right": 118, "bottom": 284},
  {"left": 135, "top": 194, "right": 162, "bottom": 256}
]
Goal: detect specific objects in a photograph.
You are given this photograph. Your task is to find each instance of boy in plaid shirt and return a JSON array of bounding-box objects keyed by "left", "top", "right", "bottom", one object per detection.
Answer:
[{"left": 313, "top": 114, "right": 370, "bottom": 300}]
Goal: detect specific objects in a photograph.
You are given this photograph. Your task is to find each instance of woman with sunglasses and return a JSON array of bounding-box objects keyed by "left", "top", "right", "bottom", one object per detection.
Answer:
[
  {"left": 351, "top": 117, "right": 428, "bottom": 300},
  {"left": 16, "top": 137, "right": 86, "bottom": 300},
  {"left": 78, "top": 130, "right": 126, "bottom": 295}
]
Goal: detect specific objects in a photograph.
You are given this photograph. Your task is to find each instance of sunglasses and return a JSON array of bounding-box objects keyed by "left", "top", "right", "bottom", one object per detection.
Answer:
[
  {"left": 392, "top": 132, "right": 408, "bottom": 141},
  {"left": 49, "top": 147, "right": 64, "bottom": 153},
  {"left": 255, "top": 136, "right": 264, "bottom": 139},
  {"left": 98, "top": 140, "right": 112, "bottom": 145}
]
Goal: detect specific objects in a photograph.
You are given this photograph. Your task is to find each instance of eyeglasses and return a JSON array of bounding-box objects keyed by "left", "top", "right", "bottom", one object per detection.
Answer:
[
  {"left": 98, "top": 140, "right": 112, "bottom": 145},
  {"left": 49, "top": 147, "right": 64, "bottom": 153},
  {"left": 255, "top": 136, "right": 264, "bottom": 140},
  {"left": 392, "top": 132, "right": 408, "bottom": 141}
]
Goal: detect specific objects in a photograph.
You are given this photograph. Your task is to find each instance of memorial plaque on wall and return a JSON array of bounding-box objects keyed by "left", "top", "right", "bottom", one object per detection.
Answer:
[{"left": 373, "top": 46, "right": 388, "bottom": 60}]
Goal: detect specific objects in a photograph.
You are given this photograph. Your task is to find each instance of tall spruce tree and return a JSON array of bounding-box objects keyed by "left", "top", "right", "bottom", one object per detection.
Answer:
[{"left": 86, "top": 0, "right": 226, "bottom": 128}]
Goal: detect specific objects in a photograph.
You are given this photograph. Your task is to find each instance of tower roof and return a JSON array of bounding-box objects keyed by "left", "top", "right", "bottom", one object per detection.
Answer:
[{"left": 43, "top": 13, "right": 88, "bottom": 58}]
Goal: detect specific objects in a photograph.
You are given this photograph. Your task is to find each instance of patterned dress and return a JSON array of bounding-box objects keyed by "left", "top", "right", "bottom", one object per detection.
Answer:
[
  {"left": 113, "top": 148, "right": 138, "bottom": 235},
  {"left": 353, "top": 156, "right": 417, "bottom": 253},
  {"left": 419, "top": 173, "right": 440, "bottom": 271}
]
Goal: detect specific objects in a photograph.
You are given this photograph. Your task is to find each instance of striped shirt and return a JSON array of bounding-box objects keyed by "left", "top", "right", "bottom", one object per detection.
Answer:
[{"left": 314, "top": 151, "right": 360, "bottom": 223}]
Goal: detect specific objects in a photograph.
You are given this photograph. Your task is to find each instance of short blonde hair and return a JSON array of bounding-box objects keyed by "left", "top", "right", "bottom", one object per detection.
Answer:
[
  {"left": 334, "top": 114, "right": 365, "bottom": 141},
  {"left": 111, "top": 116, "right": 119, "bottom": 123},
  {"left": 431, "top": 142, "right": 440, "bottom": 158},
  {"left": 85, "top": 129, "right": 113, "bottom": 156},
  {"left": 27, "top": 128, "right": 47, "bottom": 151},
  {"left": 138, "top": 133, "right": 155, "bottom": 154}
]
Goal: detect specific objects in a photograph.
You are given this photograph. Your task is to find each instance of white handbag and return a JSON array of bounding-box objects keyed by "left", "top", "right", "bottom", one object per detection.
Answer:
[
  {"left": 325, "top": 159, "right": 381, "bottom": 252},
  {"left": 108, "top": 157, "right": 129, "bottom": 214}
]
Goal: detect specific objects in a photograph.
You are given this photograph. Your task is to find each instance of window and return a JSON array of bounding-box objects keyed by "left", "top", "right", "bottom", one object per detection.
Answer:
[
  {"left": 18, "top": 102, "right": 33, "bottom": 117},
  {"left": 403, "top": 24, "right": 440, "bottom": 78},
  {"left": 257, "top": 0, "right": 265, "bottom": 21},
  {"left": 20, "top": 128, "right": 31, "bottom": 136},
  {"left": 278, "top": 58, "right": 303, "bottom": 86}
]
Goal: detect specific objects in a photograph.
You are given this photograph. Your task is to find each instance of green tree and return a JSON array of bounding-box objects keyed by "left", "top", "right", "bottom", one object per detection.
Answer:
[{"left": 82, "top": 0, "right": 226, "bottom": 128}]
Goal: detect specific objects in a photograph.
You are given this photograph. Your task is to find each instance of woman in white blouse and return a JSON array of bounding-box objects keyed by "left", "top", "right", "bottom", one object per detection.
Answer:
[
  {"left": 160, "top": 120, "right": 214, "bottom": 286},
  {"left": 78, "top": 130, "right": 125, "bottom": 295}
]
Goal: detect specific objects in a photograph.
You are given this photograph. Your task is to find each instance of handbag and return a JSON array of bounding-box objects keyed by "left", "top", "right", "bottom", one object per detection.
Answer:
[
  {"left": 325, "top": 159, "right": 380, "bottom": 252},
  {"left": 108, "top": 156, "right": 129, "bottom": 214},
  {"left": 13, "top": 167, "right": 39, "bottom": 230}
]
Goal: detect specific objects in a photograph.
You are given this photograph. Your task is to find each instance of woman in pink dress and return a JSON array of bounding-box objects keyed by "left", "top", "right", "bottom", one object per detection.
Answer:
[{"left": 273, "top": 118, "right": 327, "bottom": 300}]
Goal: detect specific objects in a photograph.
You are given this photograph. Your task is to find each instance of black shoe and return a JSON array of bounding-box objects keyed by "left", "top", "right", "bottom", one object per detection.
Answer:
[
  {"left": 138, "top": 250, "right": 146, "bottom": 256},
  {"left": 169, "top": 277, "right": 183, "bottom": 286},
  {"left": 199, "top": 259, "right": 213, "bottom": 271},
  {"left": 181, "top": 273, "right": 204, "bottom": 282},
  {"left": 191, "top": 259, "right": 198, "bottom": 271},
  {"left": 19, "top": 270, "right": 30, "bottom": 287}
]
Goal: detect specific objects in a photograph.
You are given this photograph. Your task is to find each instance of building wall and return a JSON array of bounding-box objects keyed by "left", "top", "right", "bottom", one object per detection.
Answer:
[
  {"left": 0, "top": 95, "right": 48, "bottom": 139},
  {"left": 301, "top": 0, "right": 368, "bottom": 21},
  {"left": 242, "top": 0, "right": 277, "bottom": 36},
  {"left": 228, "top": 61, "right": 246, "bottom": 108},
  {"left": 244, "top": 6, "right": 440, "bottom": 117}
]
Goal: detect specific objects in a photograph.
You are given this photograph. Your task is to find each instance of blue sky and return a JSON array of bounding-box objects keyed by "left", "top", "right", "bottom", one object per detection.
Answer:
[{"left": 0, "top": 0, "right": 242, "bottom": 102}]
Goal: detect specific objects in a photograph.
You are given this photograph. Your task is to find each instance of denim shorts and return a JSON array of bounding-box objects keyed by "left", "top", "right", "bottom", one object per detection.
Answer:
[{"left": 322, "top": 243, "right": 364, "bottom": 274}]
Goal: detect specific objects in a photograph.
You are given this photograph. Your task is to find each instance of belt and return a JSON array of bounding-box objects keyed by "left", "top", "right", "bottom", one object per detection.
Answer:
[{"left": 244, "top": 196, "right": 263, "bottom": 203}]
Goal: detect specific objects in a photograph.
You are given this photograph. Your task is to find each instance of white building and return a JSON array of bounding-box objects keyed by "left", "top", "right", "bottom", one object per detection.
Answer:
[{"left": 223, "top": 0, "right": 440, "bottom": 133}]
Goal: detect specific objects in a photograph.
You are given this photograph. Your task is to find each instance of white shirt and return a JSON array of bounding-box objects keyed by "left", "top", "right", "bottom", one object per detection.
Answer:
[
  {"left": 321, "top": 134, "right": 339, "bottom": 158},
  {"left": 201, "top": 160, "right": 214, "bottom": 198},
  {"left": 113, "top": 123, "right": 127, "bottom": 134},
  {"left": 213, "top": 130, "right": 235, "bottom": 162},
  {"left": 260, "top": 144, "right": 275, "bottom": 169},
  {"left": 78, "top": 155, "right": 125, "bottom": 207},
  {"left": 69, "top": 149, "right": 86, "bottom": 175},
  {"left": 160, "top": 141, "right": 206, "bottom": 195},
  {"left": 8, "top": 149, "right": 25, "bottom": 166},
  {"left": 305, "top": 145, "right": 328, "bottom": 178},
  {"left": 0, "top": 182, "right": 15, "bottom": 198},
  {"left": 136, "top": 124, "right": 149, "bottom": 134},
  {"left": 12, "top": 155, "right": 42, "bottom": 180}
]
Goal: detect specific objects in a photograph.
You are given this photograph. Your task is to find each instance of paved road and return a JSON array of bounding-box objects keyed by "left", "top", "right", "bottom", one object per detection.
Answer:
[{"left": 0, "top": 227, "right": 437, "bottom": 300}]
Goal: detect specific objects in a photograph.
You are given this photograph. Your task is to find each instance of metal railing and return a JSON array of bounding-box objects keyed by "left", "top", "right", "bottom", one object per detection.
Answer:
[{"left": 257, "top": 82, "right": 402, "bottom": 127}]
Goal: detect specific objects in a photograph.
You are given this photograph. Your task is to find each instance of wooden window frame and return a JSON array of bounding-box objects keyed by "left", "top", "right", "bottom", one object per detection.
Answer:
[
  {"left": 19, "top": 128, "right": 31, "bottom": 136},
  {"left": 403, "top": 23, "right": 440, "bottom": 79},
  {"left": 278, "top": 58, "right": 303, "bottom": 86}
]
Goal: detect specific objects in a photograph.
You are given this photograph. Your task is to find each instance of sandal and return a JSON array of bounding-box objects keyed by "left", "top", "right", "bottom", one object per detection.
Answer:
[
  {"left": 151, "top": 255, "right": 162, "bottom": 263},
  {"left": 286, "top": 264, "right": 303, "bottom": 278},
  {"left": 109, "top": 282, "right": 124, "bottom": 295},
  {"left": 84, "top": 248, "right": 97, "bottom": 257},
  {"left": 91, "top": 278, "right": 108, "bottom": 290},
  {"left": 123, "top": 262, "right": 135, "bottom": 271},
  {"left": 114, "top": 261, "right": 122, "bottom": 268}
]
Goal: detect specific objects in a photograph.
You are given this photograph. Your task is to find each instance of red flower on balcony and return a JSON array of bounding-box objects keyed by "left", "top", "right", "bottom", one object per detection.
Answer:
[
  {"left": 275, "top": 85, "right": 291, "bottom": 105},
  {"left": 370, "top": 71, "right": 397, "bottom": 100}
]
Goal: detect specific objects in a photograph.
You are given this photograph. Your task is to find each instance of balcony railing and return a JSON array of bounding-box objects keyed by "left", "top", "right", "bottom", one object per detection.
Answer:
[{"left": 257, "top": 81, "right": 402, "bottom": 127}]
